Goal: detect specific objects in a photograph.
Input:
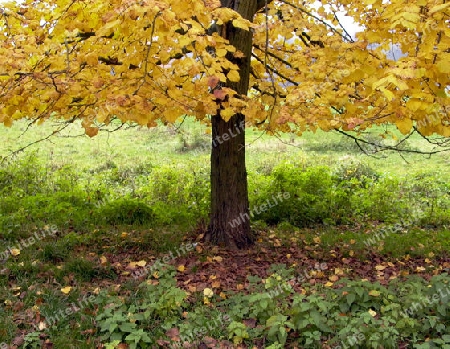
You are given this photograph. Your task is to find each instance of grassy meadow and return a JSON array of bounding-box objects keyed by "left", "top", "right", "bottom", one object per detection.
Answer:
[{"left": 1, "top": 118, "right": 450, "bottom": 348}]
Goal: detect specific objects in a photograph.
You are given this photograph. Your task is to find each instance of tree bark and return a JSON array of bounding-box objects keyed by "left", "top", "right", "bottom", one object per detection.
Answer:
[{"left": 205, "top": 0, "right": 258, "bottom": 249}]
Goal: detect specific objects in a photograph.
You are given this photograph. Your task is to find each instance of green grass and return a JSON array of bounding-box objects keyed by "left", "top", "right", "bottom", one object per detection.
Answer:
[{"left": 1, "top": 118, "right": 449, "bottom": 177}]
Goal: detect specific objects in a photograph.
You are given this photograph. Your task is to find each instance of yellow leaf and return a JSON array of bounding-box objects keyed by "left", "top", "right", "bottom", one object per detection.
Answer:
[
  {"left": 227, "top": 70, "right": 240, "bottom": 82},
  {"left": 136, "top": 260, "right": 147, "bottom": 267},
  {"left": 429, "top": 3, "right": 450, "bottom": 14},
  {"left": 121, "top": 232, "right": 128, "bottom": 238},
  {"left": 375, "top": 265, "right": 386, "bottom": 271},
  {"left": 212, "top": 256, "right": 223, "bottom": 262},
  {"left": 177, "top": 265, "right": 185, "bottom": 272},
  {"left": 369, "top": 290, "right": 381, "bottom": 296},
  {"left": 380, "top": 87, "right": 395, "bottom": 101},
  {"left": 61, "top": 286, "right": 72, "bottom": 294},
  {"left": 437, "top": 60, "right": 450, "bottom": 74},
  {"left": 396, "top": 118, "right": 413, "bottom": 135},
  {"left": 213, "top": 8, "right": 238, "bottom": 23},
  {"left": 334, "top": 268, "right": 344, "bottom": 276},
  {"left": 324, "top": 281, "right": 334, "bottom": 287},
  {"left": 100, "top": 256, "right": 108, "bottom": 265},
  {"left": 232, "top": 18, "right": 250, "bottom": 31},
  {"left": 203, "top": 288, "right": 214, "bottom": 297},
  {"left": 406, "top": 99, "right": 423, "bottom": 112},
  {"left": 85, "top": 53, "right": 98, "bottom": 66},
  {"left": 313, "top": 237, "right": 321, "bottom": 244},
  {"left": 163, "top": 108, "right": 182, "bottom": 123},
  {"left": 216, "top": 48, "right": 228, "bottom": 57},
  {"left": 10, "top": 248, "right": 20, "bottom": 256},
  {"left": 368, "top": 309, "right": 377, "bottom": 317},
  {"left": 221, "top": 108, "right": 234, "bottom": 122}
]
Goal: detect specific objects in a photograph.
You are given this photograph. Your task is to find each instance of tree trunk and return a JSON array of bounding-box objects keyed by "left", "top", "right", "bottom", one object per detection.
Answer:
[{"left": 206, "top": 0, "right": 258, "bottom": 249}]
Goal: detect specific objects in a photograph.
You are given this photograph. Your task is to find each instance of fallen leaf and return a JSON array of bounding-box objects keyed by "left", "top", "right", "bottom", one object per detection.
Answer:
[
  {"left": 100, "top": 256, "right": 108, "bottom": 265},
  {"left": 334, "top": 268, "right": 344, "bottom": 275},
  {"left": 219, "top": 292, "right": 227, "bottom": 299},
  {"left": 203, "top": 288, "right": 214, "bottom": 298},
  {"left": 136, "top": 260, "right": 146, "bottom": 267},
  {"left": 10, "top": 248, "right": 20, "bottom": 256},
  {"left": 329, "top": 275, "right": 339, "bottom": 282},
  {"left": 61, "top": 286, "right": 72, "bottom": 294},
  {"left": 166, "top": 327, "right": 180, "bottom": 341},
  {"left": 177, "top": 265, "right": 185, "bottom": 272}
]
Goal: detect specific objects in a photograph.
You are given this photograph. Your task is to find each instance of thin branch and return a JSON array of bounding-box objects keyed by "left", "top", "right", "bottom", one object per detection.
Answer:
[
  {"left": 135, "top": 12, "right": 161, "bottom": 94},
  {"left": 331, "top": 9, "right": 355, "bottom": 43},
  {"left": 251, "top": 53, "right": 299, "bottom": 86},
  {"left": 335, "top": 129, "right": 450, "bottom": 155},
  {"left": 1, "top": 118, "right": 76, "bottom": 163},
  {"left": 279, "top": 0, "right": 353, "bottom": 42}
]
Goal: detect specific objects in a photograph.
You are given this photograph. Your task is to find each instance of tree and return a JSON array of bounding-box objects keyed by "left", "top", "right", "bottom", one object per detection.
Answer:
[{"left": 0, "top": 0, "right": 449, "bottom": 248}]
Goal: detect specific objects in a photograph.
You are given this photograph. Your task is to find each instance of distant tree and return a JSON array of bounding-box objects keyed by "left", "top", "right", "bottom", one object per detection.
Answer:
[{"left": 1, "top": 0, "right": 449, "bottom": 248}]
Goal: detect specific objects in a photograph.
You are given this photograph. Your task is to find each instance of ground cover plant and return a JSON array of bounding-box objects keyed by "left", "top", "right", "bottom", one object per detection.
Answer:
[{"left": 0, "top": 120, "right": 450, "bottom": 348}]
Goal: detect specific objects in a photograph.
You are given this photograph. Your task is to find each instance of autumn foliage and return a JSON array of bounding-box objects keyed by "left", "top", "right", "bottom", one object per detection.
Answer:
[{"left": 0, "top": 0, "right": 448, "bottom": 136}]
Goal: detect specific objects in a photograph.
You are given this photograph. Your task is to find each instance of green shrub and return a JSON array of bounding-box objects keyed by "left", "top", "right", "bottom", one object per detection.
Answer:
[
  {"left": 95, "top": 198, "right": 156, "bottom": 226},
  {"left": 351, "top": 175, "right": 408, "bottom": 222},
  {"left": 250, "top": 163, "right": 348, "bottom": 226},
  {"left": 138, "top": 164, "right": 210, "bottom": 221},
  {"left": 333, "top": 158, "right": 380, "bottom": 188}
]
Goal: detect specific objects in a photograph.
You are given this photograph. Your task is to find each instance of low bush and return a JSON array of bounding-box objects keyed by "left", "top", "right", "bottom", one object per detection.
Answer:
[{"left": 94, "top": 198, "right": 156, "bottom": 226}]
